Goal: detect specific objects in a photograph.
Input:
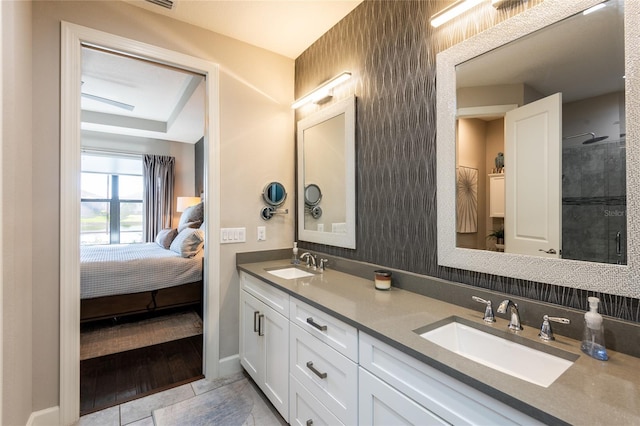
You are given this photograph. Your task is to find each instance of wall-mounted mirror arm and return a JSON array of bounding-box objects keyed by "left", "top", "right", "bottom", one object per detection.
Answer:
[
  {"left": 260, "top": 181, "right": 288, "bottom": 220},
  {"left": 260, "top": 206, "right": 289, "bottom": 221}
]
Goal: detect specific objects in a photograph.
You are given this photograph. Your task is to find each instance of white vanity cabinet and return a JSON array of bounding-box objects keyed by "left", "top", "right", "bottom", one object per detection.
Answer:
[
  {"left": 289, "top": 298, "right": 358, "bottom": 426},
  {"left": 359, "top": 332, "right": 543, "bottom": 426},
  {"left": 239, "top": 272, "right": 290, "bottom": 421}
]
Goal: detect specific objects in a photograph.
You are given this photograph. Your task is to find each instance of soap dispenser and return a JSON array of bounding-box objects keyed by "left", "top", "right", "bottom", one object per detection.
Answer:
[
  {"left": 580, "top": 297, "right": 608, "bottom": 361},
  {"left": 291, "top": 242, "right": 299, "bottom": 265}
]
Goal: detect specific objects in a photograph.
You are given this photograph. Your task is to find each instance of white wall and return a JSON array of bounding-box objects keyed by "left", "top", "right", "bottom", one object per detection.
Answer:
[
  {"left": 2, "top": 1, "right": 33, "bottom": 424},
  {"left": 27, "top": 0, "right": 294, "bottom": 418}
]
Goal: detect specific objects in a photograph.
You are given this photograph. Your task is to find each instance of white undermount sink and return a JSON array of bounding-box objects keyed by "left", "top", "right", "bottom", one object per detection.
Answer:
[
  {"left": 266, "top": 267, "right": 315, "bottom": 280},
  {"left": 417, "top": 318, "right": 576, "bottom": 388}
]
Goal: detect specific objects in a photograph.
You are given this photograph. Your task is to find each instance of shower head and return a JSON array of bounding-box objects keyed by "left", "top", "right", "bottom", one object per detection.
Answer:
[
  {"left": 562, "top": 132, "right": 609, "bottom": 145},
  {"left": 582, "top": 135, "right": 609, "bottom": 144}
]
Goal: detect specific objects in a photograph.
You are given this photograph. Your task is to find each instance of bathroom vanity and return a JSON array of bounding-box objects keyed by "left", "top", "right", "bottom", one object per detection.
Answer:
[{"left": 238, "top": 258, "right": 640, "bottom": 425}]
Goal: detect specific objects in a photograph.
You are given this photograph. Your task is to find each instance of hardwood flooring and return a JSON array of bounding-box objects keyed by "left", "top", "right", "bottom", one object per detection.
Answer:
[{"left": 80, "top": 335, "right": 204, "bottom": 416}]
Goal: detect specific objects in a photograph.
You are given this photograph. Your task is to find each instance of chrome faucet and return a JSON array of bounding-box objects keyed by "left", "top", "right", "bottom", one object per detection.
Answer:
[
  {"left": 497, "top": 299, "right": 523, "bottom": 331},
  {"left": 300, "top": 252, "right": 317, "bottom": 270}
]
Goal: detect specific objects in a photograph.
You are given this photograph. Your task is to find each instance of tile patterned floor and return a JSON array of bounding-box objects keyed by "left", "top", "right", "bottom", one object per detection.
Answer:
[
  {"left": 81, "top": 311, "right": 203, "bottom": 360},
  {"left": 76, "top": 372, "right": 287, "bottom": 426}
]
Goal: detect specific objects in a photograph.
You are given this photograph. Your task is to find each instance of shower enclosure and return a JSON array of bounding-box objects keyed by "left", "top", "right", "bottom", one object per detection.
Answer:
[{"left": 562, "top": 136, "right": 626, "bottom": 264}]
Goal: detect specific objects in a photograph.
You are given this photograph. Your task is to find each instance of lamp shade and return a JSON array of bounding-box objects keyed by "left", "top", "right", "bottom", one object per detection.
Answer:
[{"left": 177, "top": 196, "right": 201, "bottom": 212}]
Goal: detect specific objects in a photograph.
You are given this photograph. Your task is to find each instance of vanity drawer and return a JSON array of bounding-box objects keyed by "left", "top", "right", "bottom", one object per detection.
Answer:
[
  {"left": 290, "top": 375, "right": 344, "bottom": 426},
  {"left": 290, "top": 323, "right": 358, "bottom": 425},
  {"left": 290, "top": 298, "right": 358, "bottom": 361},
  {"left": 240, "top": 271, "right": 289, "bottom": 317},
  {"left": 359, "top": 333, "right": 542, "bottom": 426}
]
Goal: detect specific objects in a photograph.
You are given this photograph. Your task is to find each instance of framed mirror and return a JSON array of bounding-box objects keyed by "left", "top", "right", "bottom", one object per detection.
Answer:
[
  {"left": 437, "top": 0, "right": 640, "bottom": 298},
  {"left": 297, "top": 96, "right": 356, "bottom": 249}
]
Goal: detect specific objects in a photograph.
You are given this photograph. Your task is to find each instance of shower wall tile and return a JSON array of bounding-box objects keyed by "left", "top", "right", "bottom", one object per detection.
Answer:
[{"left": 295, "top": 0, "right": 639, "bottom": 323}]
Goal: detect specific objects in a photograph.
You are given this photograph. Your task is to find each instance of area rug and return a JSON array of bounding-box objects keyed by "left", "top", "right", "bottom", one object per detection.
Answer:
[{"left": 81, "top": 311, "right": 203, "bottom": 360}]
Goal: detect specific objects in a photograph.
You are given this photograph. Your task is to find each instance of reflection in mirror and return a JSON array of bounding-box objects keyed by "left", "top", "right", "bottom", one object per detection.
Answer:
[
  {"left": 436, "top": 0, "right": 640, "bottom": 298},
  {"left": 260, "top": 182, "right": 288, "bottom": 221},
  {"left": 263, "top": 181, "right": 287, "bottom": 206},
  {"left": 297, "top": 96, "right": 356, "bottom": 249},
  {"left": 453, "top": 0, "right": 625, "bottom": 265}
]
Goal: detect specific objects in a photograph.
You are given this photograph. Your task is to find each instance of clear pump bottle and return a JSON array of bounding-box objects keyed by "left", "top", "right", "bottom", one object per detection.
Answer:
[
  {"left": 291, "top": 242, "right": 299, "bottom": 265},
  {"left": 580, "top": 297, "right": 608, "bottom": 361}
]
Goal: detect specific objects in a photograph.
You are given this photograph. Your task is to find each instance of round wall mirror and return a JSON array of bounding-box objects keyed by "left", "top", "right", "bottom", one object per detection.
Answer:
[
  {"left": 304, "top": 184, "right": 322, "bottom": 206},
  {"left": 263, "top": 182, "right": 287, "bottom": 206}
]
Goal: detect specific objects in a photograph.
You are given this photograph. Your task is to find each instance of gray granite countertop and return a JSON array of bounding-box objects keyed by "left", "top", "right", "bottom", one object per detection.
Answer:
[{"left": 238, "top": 259, "right": 640, "bottom": 425}]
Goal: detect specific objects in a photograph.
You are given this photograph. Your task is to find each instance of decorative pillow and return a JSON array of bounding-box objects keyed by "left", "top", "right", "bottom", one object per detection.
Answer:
[
  {"left": 155, "top": 228, "right": 178, "bottom": 249},
  {"left": 170, "top": 227, "right": 204, "bottom": 258},
  {"left": 177, "top": 202, "right": 204, "bottom": 232}
]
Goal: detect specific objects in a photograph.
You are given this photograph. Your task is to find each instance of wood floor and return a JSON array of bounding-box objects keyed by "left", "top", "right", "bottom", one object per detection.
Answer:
[{"left": 80, "top": 335, "right": 204, "bottom": 415}]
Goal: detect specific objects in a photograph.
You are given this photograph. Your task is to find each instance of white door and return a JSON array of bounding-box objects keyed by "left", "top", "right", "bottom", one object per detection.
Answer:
[{"left": 505, "top": 93, "right": 562, "bottom": 258}]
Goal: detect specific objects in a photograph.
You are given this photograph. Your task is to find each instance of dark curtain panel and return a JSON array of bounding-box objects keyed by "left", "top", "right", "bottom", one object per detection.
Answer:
[{"left": 143, "top": 155, "right": 175, "bottom": 242}]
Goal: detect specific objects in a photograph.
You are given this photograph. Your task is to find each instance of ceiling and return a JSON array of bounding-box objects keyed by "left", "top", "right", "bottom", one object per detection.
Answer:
[
  {"left": 81, "top": 0, "right": 363, "bottom": 144},
  {"left": 456, "top": 0, "right": 624, "bottom": 105},
  {"left": 124, "top": 0, "right": 363, "bottom": 60}
]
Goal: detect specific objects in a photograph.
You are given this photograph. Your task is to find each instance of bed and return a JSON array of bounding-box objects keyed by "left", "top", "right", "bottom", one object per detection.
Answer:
[{"left": 81, "top": 206, "right": 205, "bottom": 322}]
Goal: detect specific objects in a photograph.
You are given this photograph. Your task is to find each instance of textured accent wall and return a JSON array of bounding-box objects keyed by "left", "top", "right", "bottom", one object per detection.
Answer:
[{"left": 294, "top": 0, "right": 640, "bottom": 323}]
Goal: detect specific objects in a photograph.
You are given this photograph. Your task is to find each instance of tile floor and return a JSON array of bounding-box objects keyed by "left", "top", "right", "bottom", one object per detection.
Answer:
[{"left": 77, "top": 372, "right": 287, "bottom": 426}]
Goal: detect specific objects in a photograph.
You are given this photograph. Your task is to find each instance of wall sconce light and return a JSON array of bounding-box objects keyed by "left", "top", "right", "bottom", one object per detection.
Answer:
[
  {"left": 291, "top": 71, "right": 352, "bottom": 109},
  {"left": 177, "top": 196, "right": 201, "bottom": 212},
  {"left": 430, "top": 0, "right": 484, "bottom": 28}
]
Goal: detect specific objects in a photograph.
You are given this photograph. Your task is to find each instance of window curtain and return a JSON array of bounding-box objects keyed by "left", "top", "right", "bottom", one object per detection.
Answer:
[{"left": 143, "top": 155, "right": 175, "bottom": 242}]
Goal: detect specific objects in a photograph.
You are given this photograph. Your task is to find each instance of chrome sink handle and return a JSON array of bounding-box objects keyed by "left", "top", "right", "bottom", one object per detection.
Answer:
[
  {"left": 539, "top": 314, "right": 571, "bottom": 341},
  {"left": 472, "top": 296, "right": 495, "bottom": 323}
]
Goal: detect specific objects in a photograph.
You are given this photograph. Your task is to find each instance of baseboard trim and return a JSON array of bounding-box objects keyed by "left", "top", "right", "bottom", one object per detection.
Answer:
[
  {"left": 218, "top": 354, "right": 241, "bottom": 377},
  {"left": 27, "top": 406, "right": 59, "bottom": 426}
]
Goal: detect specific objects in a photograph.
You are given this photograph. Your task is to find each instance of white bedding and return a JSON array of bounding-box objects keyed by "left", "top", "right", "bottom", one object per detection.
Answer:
[{"left": 81, "top": 243, "right": 203, "bottom": 299}]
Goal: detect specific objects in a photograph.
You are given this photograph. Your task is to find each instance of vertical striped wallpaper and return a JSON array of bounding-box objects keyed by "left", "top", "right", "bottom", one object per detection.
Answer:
[{"left": 294, "top": 0, "right": 640, "bottom": 322}]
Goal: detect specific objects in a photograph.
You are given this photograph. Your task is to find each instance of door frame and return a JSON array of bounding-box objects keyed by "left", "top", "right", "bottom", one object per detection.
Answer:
[{"left": 60, "top": 22, "right": 221, "bottom": 425}]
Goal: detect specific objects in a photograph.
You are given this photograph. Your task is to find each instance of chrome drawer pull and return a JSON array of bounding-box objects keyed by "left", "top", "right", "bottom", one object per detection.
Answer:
[
  {"left": 253, "top": 311, "right": 260, "bottom": 333},
  {"left": 258, "top": 314, "right": 265, "bottom": 336},
  {"left": 306, "top": 317, "right": 327, "bottom": 331},
  {"left": 306, "top": 361, "right": 327, "bottom": 379},
  {"left": 306, "top": 420, "right": 313, "bottom": 426}
]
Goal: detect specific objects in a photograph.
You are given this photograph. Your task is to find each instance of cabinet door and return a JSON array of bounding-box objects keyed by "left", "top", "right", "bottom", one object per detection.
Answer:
[
  {"left": 359, "top": 368, "right": 449, "bottom": 426},
  {"left": 263, "top": 302, "right": 290, "bottom": 422},
  {"left": 240, "top": 291, "right": 263, "bottom": 384}
]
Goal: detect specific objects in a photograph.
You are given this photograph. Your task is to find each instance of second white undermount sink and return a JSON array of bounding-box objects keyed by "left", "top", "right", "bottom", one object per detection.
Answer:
[
  {"left": 417, "top": 318, "right": 577, "bottom": 388},
  {"left": 266, "top": 267, "right": 315, "bottom": 280}
]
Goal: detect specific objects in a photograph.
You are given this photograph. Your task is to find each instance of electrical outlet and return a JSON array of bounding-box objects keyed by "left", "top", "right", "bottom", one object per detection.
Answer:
[{"left": 257, "top": 226, "right": 266, "bottom": 241}]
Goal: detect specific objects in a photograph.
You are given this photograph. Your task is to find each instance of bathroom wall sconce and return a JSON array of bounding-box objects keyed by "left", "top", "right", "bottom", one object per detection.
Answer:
[
  {"left": 430, "top": 0, "right": 484, "bottom": 27},
  {"left": 291, "top": 71, "right": 352, "bottom": 109}
]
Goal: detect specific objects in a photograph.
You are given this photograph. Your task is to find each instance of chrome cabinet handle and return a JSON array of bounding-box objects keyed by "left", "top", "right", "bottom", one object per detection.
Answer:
[
  {"left": 258, "top": 314, "right": 265, "bottom": 336},
  {"left": 306, "top": 317, "right": 327, "bottom": 331},
  {"left": 306, "top": 420, "right": 313, "bottom": 426},
  {"left": 306, "top": 361, "right": 327, "bottom": 379},
  {"left": 538, "top": 248, "right": 557, "bottom": 254},
  {"left": 253, "top": 311, "right": 260, "bottom": 333}
]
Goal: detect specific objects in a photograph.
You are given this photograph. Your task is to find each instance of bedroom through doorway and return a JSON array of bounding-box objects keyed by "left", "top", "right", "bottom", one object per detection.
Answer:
[{"left": 78, "top": 46, "right": 207, "bottom": 415}]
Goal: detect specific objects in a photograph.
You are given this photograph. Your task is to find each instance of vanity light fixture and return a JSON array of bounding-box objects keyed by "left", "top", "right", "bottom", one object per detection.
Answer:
[
  {"left": 583, "top": 2, "right": 606, "bottom": 15},
  {"left": 291, "top": 71, "right": 352, "bottom": 109},
  {"left": 430, "top": 0, "right": 484, "bottom": 28}
]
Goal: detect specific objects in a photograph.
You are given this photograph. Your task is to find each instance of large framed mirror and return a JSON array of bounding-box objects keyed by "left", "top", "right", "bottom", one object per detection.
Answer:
[
  {"left": 297, "top": 96, "right": 356, "bottom": 249},
  {"left": 437, "top": 0, "right": 640, "bottom": 298}
]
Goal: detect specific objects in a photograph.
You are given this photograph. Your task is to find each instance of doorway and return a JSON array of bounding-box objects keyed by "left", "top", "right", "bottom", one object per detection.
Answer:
[{"left": 60, "top": 22, "right": 221, "bottom": 425}]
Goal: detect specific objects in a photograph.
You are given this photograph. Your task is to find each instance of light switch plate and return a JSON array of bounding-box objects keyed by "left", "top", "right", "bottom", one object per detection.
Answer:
[
  {"left": 220, "top": 227, "right": 246, "bottom": 244},
  {"left": 257, "top": 226, "right": 266, "bottom": 241}
]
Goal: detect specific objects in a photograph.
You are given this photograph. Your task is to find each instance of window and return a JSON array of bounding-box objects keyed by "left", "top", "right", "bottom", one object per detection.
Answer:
[{"left": 81, "top": 153, "right": 143, "bottom": 245}]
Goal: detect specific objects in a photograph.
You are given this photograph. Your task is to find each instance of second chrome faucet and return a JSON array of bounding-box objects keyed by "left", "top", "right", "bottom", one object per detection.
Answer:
[{"left": 497, "top": 299, "right": 523, "bottom": 331}]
